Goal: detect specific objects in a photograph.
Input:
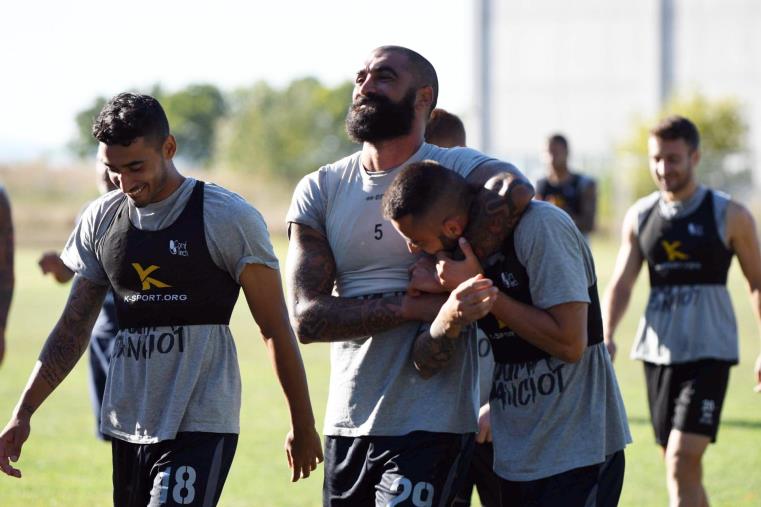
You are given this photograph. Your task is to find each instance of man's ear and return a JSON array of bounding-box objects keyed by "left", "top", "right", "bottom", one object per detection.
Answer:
[
  {"left": 690, "top": 148, "right": 701, "bottom": 167},
  {"left": 416, "top": 86, "right": 434, "bottom": 114},
  {"left": 162, "top": 134, "right": 177, "bottom": 159},
  {"left": 442, "top": 215, "right": 466, "bottom": 238}
]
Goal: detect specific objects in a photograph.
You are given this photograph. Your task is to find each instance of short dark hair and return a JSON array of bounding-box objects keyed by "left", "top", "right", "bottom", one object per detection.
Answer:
[
  {"left": 376, "top": 46, "right": 439, "bottom": 113},
  {"left": 548, "top": 133, "right": 568, "bottom": 151},
  {"left": 92, "top": 93, "right": 170, "bottom": 148},
  {"left": 651, "top": 115, "right": 700, "bottom": 152},
  {"left": 382, "top": 160, "right": 472, "bottom": 221},
  {"left": 425, "top": 108, "right": 466, "bottom": 147}
]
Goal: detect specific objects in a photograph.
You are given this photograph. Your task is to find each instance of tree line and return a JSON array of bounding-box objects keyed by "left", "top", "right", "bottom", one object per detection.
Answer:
[{"left": 70, "top": 79, "right": 358, "bottom": 183}]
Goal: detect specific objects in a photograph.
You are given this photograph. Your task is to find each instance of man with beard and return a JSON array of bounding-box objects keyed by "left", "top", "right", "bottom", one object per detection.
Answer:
[
  {"left": 286, "top": 46, "right": 534, "bottom": 506},
  {"left": 603, "top": 115, "right": 761, "bottom": 506}
]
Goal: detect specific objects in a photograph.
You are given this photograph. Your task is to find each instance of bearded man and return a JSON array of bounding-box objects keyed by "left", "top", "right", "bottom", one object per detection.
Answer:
[{"left": 285, "top": 46, "right": 534, "bottom": 506}]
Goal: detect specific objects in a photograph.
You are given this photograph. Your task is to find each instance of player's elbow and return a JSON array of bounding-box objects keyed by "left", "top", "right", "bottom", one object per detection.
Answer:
[
  {"left": 556, "top": 332, "right": 586, "bottom": 363},
  {"left": 290, "top": 302, "right": 320, "bottom": 344}
]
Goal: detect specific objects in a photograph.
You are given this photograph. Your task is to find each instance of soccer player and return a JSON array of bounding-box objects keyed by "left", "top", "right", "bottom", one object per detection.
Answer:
[
  {"left": 382, "top": 160, "right": 631, "bottom": 507},
  {"left": 425, "top": 108, "right": 499, "bottom": 507},
  {"left": 535, "top": 134, "right": 597, "bottom": 236},
  {"left": 602, "top": 115, "right": 761, "bottom": 506},
  {"left": 0, "top": 185, "right": 13, "bottom": 367},
  {"left": 286, "top": 46, "right": 534, "bottom": 506},
  {"left": 0, "top": 93, "right": 323, "bottom": 506}
]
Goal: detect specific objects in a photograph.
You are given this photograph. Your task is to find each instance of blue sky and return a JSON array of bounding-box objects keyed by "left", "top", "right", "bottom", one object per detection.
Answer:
[{"left": 0, "top": 0, "right": 475, "bottom": 161}]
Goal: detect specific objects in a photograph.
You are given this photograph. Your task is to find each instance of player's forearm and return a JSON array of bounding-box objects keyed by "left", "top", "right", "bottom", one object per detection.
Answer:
[
  {"left": 411, "top": 315, "right": 463, "bottom": 378},
  {"left": 602, "top": 282, "right": 633, "bottom": 343},
  {"left": 37, "top": 276, "right": 106, "bottom": 390},
  {"left": 491, "top": 293, "right": 586, "bottom": 363},
  {"left": 263, "top": 331, "right": 317, "bottom": 428},
  {"left": 291, "top": 294, "right": 409, "bottom": 343}
]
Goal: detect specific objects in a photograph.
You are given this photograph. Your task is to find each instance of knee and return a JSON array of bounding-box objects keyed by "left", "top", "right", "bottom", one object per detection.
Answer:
[{"left": 665, "top": 447, "right": 702, "bottom": 479}]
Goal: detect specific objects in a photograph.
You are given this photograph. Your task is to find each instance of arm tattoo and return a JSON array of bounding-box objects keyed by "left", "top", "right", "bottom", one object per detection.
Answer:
[
  {"left": 412, "top": 328, "right": 463, "bottom": 378},
  {"left": 38, "top": 276, "right": 107, "bottom": 389},
  {"left": 287, "top": 224, "right": 407, "bottom": 343},
  {"left": 0, "top": 189, "right": 14, "bottom": 329}
]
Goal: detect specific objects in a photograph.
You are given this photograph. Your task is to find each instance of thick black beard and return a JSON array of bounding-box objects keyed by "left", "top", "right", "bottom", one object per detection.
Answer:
[{"left": 345, "top": 89, "right": 416, "bottom": 143}]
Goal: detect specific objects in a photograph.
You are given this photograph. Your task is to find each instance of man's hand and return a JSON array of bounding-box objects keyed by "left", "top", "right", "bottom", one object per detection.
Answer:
[
  {"left": 284, "top": 425, "right": 324, "bottom": 482},
  {"left": 431, "top": 275, "right": 497, "bottom": 339},
  {"left": 0, "top": 415, "right": 30, "bottom": 478},
  {"left": 476, "top": 404, "right": 492, "bottom": 444},
  {"left": 436, "top": 238, "right": 483, "bottom": 291},
  {"left": 604, "top": 336, "right": 617, "bottom": 362},
  {"left": 754, "top": 353, "right": 761, "bottom": 393},
  {"left": 38, "top": 252, "right": 74, "bottom": 284},
  {"left": 408, "top": 257, "right": 447, "bottom": 296}
]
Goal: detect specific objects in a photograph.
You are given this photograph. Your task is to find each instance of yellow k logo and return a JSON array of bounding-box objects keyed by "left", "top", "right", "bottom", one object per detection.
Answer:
[
  {"left": 131, "top": 263, "right": 171, "bottom": 290},
  {"left": 661, "top": 240, "right": 689, "bottom": 261}
]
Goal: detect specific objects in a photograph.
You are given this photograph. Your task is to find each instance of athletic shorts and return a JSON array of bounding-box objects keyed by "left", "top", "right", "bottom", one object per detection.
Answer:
[
  {"left": 498, "top": 450, "right": 625, "bottom": 507},
  {"left": 112, "top": 432, "right": 238, "bottom": 507},
  {"left": 644, "top": 359, "right": 732, "bottom": 446},
  {"left": 323, "top": 431, "right": 475, "bottom": 507}
]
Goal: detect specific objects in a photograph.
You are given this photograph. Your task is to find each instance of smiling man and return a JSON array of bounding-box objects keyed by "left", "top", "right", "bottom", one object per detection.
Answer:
[
  {"left": 286, "top": 46, "right": 534, "bottom": 506},
  {"left": 602, "top": 115, "right": 761, "bottom": 506},
  {"left": 0, "top": 93, "right": 323, "bottom": 506}
]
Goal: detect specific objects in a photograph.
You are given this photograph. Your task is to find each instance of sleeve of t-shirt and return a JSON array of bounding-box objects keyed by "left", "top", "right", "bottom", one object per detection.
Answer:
[
  {"left": 203, "top": 184, "right": 280, "bottom": 283},
  {"left": 514, "top": 203, "right": 591, "bottom": 309},
  {"left": 286, "top": 168, "right": 328, "bottom": 235},
  {"left": 60, "top": 198, "right": 110, "bottom": 286},
  {"left": 425, "top": 145, "right": 496, "bottom": 181}
]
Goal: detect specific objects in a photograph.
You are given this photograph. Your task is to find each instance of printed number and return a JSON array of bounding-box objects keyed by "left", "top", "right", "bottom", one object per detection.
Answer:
[
  {"left": 172, "top": 465, "right": 197, "bottom": 504},
  {"left": 387, "top": 477, "right": 434, "bottom": 507},
  {"left": 374, "top": 223, "right": 384, "bottom": 240}
]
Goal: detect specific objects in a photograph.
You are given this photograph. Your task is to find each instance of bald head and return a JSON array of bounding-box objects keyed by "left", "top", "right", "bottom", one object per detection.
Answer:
[{"left": 373, "top": 46, "right": 439, "bottom": 114}]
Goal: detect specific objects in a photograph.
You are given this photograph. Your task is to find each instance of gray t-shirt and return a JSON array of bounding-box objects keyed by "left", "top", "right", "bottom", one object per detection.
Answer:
[
  {"left": 488, "top": 201, "right": 631, "bottom": 481},
  {"left": 62, "top": 177, "right": 279, "bottom": 443},
  {"left": 287, "top": 143, "right": 495, "bottom": 437},
  {"left": 630, "top": 186, "right": 738, "bottom": 364}
]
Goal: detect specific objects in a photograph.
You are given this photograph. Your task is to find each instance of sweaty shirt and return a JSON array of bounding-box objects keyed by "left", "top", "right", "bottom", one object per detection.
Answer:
[
  {"left": 62, "top": 177, "right": 278, "bottom": 443},
  {"left": 630, "top": 186, "right": 738, "bottom": 364},
  {"left": 287, "top": 143, "right": 496, "bottom": 437}
]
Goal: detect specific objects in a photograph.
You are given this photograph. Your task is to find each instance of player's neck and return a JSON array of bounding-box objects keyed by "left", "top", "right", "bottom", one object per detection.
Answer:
[
  {"left": 661, "top": 180, "right": 698, "bottom": 203},
  {"left": 548, "top": 166, "right": 571, "bottom": 184},
  {"left": 361, "top": 135, "right": 424, "bottom": 173}
]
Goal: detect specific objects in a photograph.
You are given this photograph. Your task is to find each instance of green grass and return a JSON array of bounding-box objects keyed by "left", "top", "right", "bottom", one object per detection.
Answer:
[{"left": 0, "top": 236, "right": 759, "bottom": 506}]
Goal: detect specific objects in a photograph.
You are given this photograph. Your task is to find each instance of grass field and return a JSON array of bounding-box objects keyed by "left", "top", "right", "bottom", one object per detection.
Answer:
[{"left": 0, "top": 235, "right": 759, "bottom": 506}]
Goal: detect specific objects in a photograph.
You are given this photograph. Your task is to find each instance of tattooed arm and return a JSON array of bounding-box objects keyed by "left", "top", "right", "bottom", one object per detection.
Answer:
[
  {"left": 286, "top": 223, "right": 445, "bottom": 343},
  {"left": 0, "top": 188, "right": 14, "bottom": 366},
  {"left": 0, "top": 275, "right": 107, "bottom": 478},
  {"left": 412, "top": 275, "right": 497, "bottom": 378}
]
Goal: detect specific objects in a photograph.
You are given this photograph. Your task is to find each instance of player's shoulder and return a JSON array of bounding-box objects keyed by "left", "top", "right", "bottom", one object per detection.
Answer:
[
  {"left": 201, "top": 181, "right": 262, "bottom": 218},
  {"left": 517, "top": 200, "right": 576, "bottom": 235},
  {"left": 316, "top": 150, "right": 363, "bottom": 178},
  {"left": 630, "top": 191, "right": 660, "bottom": 216}
]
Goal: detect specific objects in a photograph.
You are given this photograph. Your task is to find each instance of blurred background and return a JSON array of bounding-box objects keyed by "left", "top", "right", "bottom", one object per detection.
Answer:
[{"left": 0, "top": 1, "right": 759, "bottom": 505}]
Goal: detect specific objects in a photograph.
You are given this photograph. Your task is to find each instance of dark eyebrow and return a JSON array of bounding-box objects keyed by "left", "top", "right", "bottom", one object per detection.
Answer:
[{"left": 372, "top": 65, "right": 398, "bottom": 77}]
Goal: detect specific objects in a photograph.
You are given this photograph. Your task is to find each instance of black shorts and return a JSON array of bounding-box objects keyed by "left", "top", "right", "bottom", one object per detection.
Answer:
[
  {"left": 323, "top": 431, "right": 475, "bottom": 507},
  {"left": 498, "top": 450, "right": 625, "bottom": 507},
  {"left": 112, "top": 432, "right": 238, "bottom": 507},
  {"left": 644, "top": 359, "right": 732, "bottom": 446},
  {"left": 452, "top": 441, "right": 500, "bottom": 507}
]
